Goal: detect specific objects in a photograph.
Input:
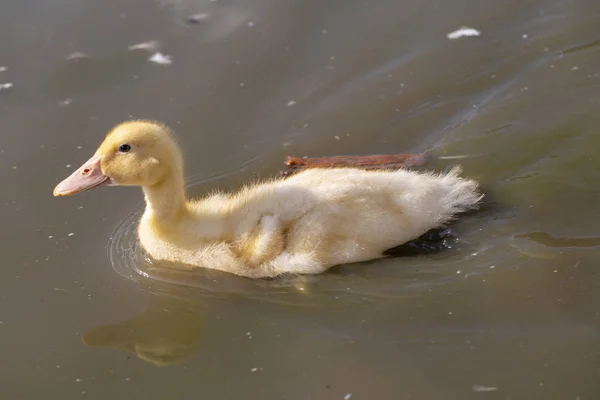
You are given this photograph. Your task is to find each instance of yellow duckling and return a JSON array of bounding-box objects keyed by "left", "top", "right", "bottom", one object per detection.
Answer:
[{"left": 54, "top": 120, "right": 482, "bottom": 278}]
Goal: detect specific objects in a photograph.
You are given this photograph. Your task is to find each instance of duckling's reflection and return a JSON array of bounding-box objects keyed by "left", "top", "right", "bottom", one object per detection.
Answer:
[
  {"left": 81, "top": 263, "right": 318, "bottom": 367},
  {"left": 82, "top": 286, "right": 204, "bottom": 367}
]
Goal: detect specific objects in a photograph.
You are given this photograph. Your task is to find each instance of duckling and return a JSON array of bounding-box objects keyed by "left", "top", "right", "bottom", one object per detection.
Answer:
[{"left": 54, "top": 120, "right": 482, "bottom": 278}]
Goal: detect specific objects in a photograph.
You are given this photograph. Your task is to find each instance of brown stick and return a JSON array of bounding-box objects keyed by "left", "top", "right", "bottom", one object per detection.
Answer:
[{"left": 280, "top": 153, "right": 428, "bottom": 177}]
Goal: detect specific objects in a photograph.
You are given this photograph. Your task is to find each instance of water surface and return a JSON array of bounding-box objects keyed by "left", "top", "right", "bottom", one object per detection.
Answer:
[{"left": 2, "top": 0, "right": 600, "bottom": 399}]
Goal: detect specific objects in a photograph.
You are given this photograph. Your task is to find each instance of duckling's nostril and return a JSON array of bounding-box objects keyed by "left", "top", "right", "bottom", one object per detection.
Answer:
[{"left": 83, "top": 168, "right": 90, "bottom": 174}]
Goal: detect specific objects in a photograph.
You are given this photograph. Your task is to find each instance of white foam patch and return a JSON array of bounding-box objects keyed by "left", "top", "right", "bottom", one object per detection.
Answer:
[
  {"left": 447, "top": 27, "right": 481, "bottom": 40},
  {"left": 148, "top": 52, "right": 172, "bottom": 65},
  {"left": 128, "top": 40, "right": 160, "bottom": 52}
]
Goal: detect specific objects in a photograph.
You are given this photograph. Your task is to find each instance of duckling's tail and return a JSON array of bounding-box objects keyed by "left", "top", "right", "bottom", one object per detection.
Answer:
[
  {"left": 394, "top": 165, "right": 483, "bottom": 229},
  {"left": 436, "top": 165, "right": 483, "bottom": 217}
]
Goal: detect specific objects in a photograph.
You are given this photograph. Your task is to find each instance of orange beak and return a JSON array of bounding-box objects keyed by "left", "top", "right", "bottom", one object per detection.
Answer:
[{"left": 53, "top": 155, "right": 111, "bottom": 196}]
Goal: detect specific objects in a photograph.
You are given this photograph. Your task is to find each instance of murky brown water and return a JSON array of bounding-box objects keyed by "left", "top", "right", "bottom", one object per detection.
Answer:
[{"left": 2, "top": 0, "right": 600, "bottom": 398}]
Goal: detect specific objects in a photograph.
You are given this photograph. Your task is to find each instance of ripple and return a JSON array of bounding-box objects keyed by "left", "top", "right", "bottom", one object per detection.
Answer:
[{"left": 515, "top": 231, "right": 600, "bottom": 248}]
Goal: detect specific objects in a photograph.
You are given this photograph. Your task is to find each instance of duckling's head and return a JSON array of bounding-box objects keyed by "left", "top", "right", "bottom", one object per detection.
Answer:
[{"left": 54, "top": 120, "right": 183, "bottom": 196}]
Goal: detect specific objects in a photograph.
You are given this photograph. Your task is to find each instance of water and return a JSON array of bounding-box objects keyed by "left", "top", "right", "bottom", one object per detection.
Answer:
[{"left": 2, "top": 0, "right": 600, "bottom": 398}]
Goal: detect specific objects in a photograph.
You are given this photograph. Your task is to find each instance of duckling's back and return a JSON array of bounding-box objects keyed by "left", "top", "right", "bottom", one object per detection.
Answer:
[
  {"left": 282, "top": 166, "right": 481, "bottom": 225},
  {"left": 272, "top": 166, "right": 481, "bottom": 268}
]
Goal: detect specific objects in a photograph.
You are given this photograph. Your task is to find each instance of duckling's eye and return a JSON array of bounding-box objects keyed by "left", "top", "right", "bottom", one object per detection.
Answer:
[{"left": 118, "top": 144, "right": 131, "bottom": 153}]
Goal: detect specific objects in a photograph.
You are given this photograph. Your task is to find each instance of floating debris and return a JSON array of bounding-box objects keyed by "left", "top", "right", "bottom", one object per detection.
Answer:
[
  {"left": 447, "top": 27, "right": 481, "bottom": 40},
  {"left": 148, "top": 52, "right": 172, "bottom": 65},
  {"left": 68, "top": 233, "right": 75, "bottom": 237},
  {"left": 128, "top": 40, "right": 160, "bottom": 52},
  {"left": 187, "top": 13, "right": 210, "bottom": 24},
  {"left": 59, "top": 98, "right": 73, "bottom": 106},
  {"left": 287, "top": 100, "right": 297, "bottom": 106},
  {"left": 0, "top": 83, "right": 13, "bottom": 91},
  {"left": 247, "top": 21, "right": 255, "bottom": 27},
  {"left": 472, "top": 385, "right": 498, "bottom": 392},
  {"left": 344, "top": 394, "right": 352, "bottom": 400},
  {"left": 66, "top": 52, "right": 89, "bottom": 61},
  {"left": 0, "top": 66, "right": 6, "bottom": 72}
]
